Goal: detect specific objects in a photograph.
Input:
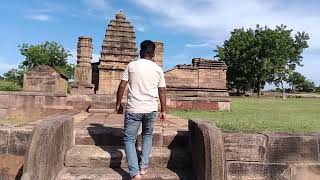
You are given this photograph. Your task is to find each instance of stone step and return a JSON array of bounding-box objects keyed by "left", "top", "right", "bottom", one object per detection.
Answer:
[
  {"left": 65, "top": 145, "right": 190, "bottom": 169},
  {"left": 56, "top": 167, "right": 189, "bottom": 180},
  {"left": 75, "top": 126, "right": 189, "bottom": 148}
]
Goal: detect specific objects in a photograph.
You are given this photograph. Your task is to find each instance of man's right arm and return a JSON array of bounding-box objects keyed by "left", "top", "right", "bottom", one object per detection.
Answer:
[
  {"left": 158, "top": 87, "right": 166, "bottom": 122},
  {"left": 158, "top": 68, "right": 167, "bottom": 122},
  {"left": 158, "top": 87, "right": 166, "bottom": 113}
]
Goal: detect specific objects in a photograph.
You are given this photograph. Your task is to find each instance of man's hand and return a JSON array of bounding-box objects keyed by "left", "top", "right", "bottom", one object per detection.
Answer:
[
  {"left": 116, "top": 80, "right": 127, "bottom": 114},
  {"left": 116, "top": 104, "right": 124, "bottom": 114},
  {"left": 157, "top": 111, "right": 166, "bottom": 124}
]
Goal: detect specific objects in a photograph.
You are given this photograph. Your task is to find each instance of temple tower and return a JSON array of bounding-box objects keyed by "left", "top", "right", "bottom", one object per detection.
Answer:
[
  {"left": 71, "top": 36, "right": 95, "bottom": 95},
  {"left": 96, "top": 11, "right": 138, "bottom": 95},
  {"left": 154, "top": 41, "right": 164, "bottom": 67}
]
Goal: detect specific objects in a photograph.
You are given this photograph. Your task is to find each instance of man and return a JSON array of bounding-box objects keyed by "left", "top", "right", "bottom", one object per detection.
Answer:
[{"left": 116, "top": 40, "right": 166, "bottom": 180}]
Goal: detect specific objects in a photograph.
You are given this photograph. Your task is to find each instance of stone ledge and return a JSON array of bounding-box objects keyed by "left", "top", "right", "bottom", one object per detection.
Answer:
[
  {"left": 227, "top": 161, "right": 290, "bottom": 180},
  {"left": 265, "top": 134, "right": 319, "bottom": 163},
  {"left": 0, "top": 91, "right": 67, "bottom": 97},
  {"left": 224, "top": 133, "right": 267, "bottom": 162}
]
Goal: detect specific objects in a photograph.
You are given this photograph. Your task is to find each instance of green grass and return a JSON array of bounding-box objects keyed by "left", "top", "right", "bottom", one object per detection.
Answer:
[
  {"left": 0, "top": 118, "right": 29, "bottom": 125},
  {"left": 170, "top": 97, "right": 320, "bottom": 133}
]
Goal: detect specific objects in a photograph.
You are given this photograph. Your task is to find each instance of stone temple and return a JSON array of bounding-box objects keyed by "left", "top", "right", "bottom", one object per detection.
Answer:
[{"left": 70, "top": 11, "right": 229, "bottom": 111}]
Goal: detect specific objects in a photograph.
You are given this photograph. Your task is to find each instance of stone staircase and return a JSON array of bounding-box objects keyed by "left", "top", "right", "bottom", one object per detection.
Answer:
[{"left": 55, "top": 113, "right": 192, "bottom": 180}]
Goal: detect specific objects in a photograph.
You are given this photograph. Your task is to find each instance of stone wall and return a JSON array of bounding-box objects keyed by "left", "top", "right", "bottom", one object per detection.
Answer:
[
  {"left": 188, "top": 120, "right": 320, "bottom": 180},
  {"left": 0, "top": 91, "right": 71, "bottom": 121},
  {"left": 167, "top": 97, "right": 230, "bottom": 111},
  {"left": 154, "top": 41, "right": 164, "bottom": 67},
  {"left": 224, "top": 133, "right": 320, "bottom": 179},
  {"left": 165, "top": 68, "right": 227, "bottom": 90}
]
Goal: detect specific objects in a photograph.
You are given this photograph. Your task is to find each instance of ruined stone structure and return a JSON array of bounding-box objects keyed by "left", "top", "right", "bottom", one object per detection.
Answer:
[
  {"left": 23, "top": 65, "right": 68, "bottom": 95},
  {"left": 165, "top": 58, "right": 228, "bottom": 97},
  {"left": 164, "top": 58, "right": 230, "bottom": 111},
  {"left": 154, "top": 41, "right": 164, "bottom": 67},
  {"left": 93, "top": 11, "right": 138, "bottom": 95},
  {"left": 71, "top": 36, "right": 94, "bottom": 95}
]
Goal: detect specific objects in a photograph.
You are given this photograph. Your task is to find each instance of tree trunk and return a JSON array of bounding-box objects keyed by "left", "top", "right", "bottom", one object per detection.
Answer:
[
  {"left": 281, "top": 80, "right": 286, "bottom": 99},
  {"left": 256, "top": 78, "right": 261, "bottom": 97}
]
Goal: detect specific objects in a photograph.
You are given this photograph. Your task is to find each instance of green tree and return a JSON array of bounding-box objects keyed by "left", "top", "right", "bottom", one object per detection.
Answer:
[
  {"left": 2, "top": 68, "right": 26, "bottom": 86},
  {"left": 288, "top": 72, "right": 306, "bottom": 92},
  {"left": 297, "top": 79, "right": 316, "bottom": 92},
  {"left": 18, "top": 41, "right": 74, "bottom": 79},
  {"left": 215, "top": 25, "right": 309, "bottom": 97}
]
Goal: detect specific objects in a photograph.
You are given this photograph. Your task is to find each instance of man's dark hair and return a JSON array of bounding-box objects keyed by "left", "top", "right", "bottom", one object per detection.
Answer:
[{"left": 140, "top": 40, "right": 155, "bottom": 58}]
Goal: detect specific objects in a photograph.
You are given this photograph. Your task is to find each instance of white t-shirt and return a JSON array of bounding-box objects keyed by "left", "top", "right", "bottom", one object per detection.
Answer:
[{"left": 122, "top": 59, "right": 166, "bottom": 113}]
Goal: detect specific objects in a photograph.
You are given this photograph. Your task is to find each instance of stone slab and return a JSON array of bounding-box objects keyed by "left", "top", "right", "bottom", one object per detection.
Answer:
[
  {"left": 227, "top": 162, "right": 290, "bottom": 180},
  {"left": 290, "top": 163, "right": 320, "bottom": 180},
  {"left": 162, "top": 128, "right": 189, "bottom": 148},
  {"left": 65, "top": 145, "right": 190, "bottom": 169},
  {"left": 188, "top": 120, "right": 226, "bottom": 180},
  {"left": 266, "top": 134, "right": 319, "bottom": 163},
  {"left": 8, "top": 127, "right": 33, "bottom": 156},
  {"left": 21, "top": 115, "right": 74, "bottom": 180},
  {"left": 224, "top": 133, "right": 267, "bottom": 162},
  {"left": 0, "top": 126, "right": 11, "bottom": 154},
  {"left": 0, "top": 154, "right": 24, "bottom": 180},
  {"left": 56, "top": 167, "right": 184, "bottom": 180}
]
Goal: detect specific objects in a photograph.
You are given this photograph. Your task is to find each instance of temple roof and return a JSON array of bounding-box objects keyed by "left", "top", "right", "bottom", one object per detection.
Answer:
[
  {"left": 165, "top": 58, "right": 227, "bottom": 73},
  {"left": 99, "top": 11, "right": 138, "bottom": 65}
]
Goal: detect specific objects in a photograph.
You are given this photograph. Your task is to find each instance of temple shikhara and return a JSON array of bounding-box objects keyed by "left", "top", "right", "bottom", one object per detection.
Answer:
[{"left": 70, "top": 11, "right": 230, "bottom": 111}]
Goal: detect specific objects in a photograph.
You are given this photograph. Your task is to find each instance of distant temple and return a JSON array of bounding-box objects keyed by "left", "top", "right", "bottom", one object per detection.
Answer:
[
  {"left": 165, "top": 58, "right": 228, "bottom": 97},
  {"left": 69, "top": 11, "right": 229, "bottom": 111}
]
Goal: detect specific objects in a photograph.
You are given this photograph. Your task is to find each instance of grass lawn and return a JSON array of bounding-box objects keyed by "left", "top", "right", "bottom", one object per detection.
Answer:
[
  {"left": 0, "top": 118, "right": 29, "bottom": 125},
  {"left": 170, "top": 97, "right": 320, "bottom": 133}
]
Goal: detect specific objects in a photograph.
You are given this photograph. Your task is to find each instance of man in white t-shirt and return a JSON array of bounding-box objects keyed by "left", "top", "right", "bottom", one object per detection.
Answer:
[{"left": 116, "top": 40, "right": 166, "bottom": 180}]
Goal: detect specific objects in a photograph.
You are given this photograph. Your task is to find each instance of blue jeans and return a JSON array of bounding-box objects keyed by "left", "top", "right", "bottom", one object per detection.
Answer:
[{"left": 123, "top": 111, "right": 157, "bottom": 177}]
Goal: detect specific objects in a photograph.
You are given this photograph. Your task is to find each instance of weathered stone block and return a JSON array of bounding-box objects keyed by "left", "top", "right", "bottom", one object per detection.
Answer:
[
  {"left": 189, "top": 119, "right": 226, "bottom": 180},
  {"left": 21, "top": 114, "right": 74, "bottom": 180},
  {"left": 227, "top": 162, "right": 289, "bottom": 180},
  {"left": 0, "top": 126, "right": 10, "bottom": 154},
  {"left": 290, "top": 163, "right": 320, "bottom": 180},
  {"left": 162, "top": 128, "right": 189, "bottom": 148},
  {"left": 266, "top": 134, "right": 319, "bottom": 163},
  {"left": 66, "top": 95, "right": 92, "bottom": 111},
  {"left": 0, "top": 155, "right": 24, "bottom": 180},
  {"left": 8, "top": 127, "right": 33, "bottom": 156},
  {"left": 224, "top": 133, "right": 267, "bottom": 162}
]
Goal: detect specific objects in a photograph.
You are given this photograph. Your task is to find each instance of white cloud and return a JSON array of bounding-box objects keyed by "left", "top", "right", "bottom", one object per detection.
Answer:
[
  {"left": 136, "top": 25, "right": 146, "bottom": 32},
  {"left": 185, "top": 42, "right": 212, "bottom": 48},
  {"left": 133, "top": 0, "right": 320, "bottom": 83},
  {"left": 25, "top": 14, "right": 52, "bottom": 22},
  {"left": 133, "top": 0, "right": 320, "bottom": 49}
]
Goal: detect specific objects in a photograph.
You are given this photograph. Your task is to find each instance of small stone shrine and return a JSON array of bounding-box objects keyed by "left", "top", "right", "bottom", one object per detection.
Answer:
[{"left": 23, "top": 65, "right": 68, "bottom": 95}]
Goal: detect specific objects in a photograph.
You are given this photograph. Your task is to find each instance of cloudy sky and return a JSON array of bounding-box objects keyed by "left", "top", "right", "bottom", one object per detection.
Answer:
[{"left": 1, "top": 0, "right": 319, "bottom": 85}]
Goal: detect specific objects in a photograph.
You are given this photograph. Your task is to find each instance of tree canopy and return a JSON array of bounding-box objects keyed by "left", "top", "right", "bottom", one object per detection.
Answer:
[
  {"left": 215, "top": 25, "right": 309, "bottom": 96},
  {"left": 2, "top": 41, "right": 74, "bottom": 86}
]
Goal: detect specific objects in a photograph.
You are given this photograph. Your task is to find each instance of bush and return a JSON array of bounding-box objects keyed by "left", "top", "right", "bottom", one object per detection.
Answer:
[{"left": 0, "top": 80, "right": 22, "bottom": 91}]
